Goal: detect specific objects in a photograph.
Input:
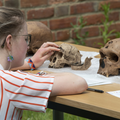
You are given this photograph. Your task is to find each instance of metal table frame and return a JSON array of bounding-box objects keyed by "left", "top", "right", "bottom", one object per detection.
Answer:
[{"left": 48, "top": 101, "right": 119, "bottom": 120}]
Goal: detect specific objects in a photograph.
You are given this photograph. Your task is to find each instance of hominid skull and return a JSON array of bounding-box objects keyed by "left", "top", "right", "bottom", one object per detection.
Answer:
[
  {"left": 97, "top": 38, "right": 120, "bottom": 77},
  {"left": 49, "top": 43, "right": 82, "bottom": 68},
  {"left": 49, "top": 43, "right": 92, "bottom": 70}
]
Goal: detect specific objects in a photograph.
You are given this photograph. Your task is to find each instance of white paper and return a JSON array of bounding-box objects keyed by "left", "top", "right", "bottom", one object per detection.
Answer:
[{"left": 107, "top": 90, "right": 120, "bottom": 98}]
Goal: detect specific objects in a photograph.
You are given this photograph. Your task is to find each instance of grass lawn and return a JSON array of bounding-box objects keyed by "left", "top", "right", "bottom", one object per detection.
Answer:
[{"left": 22, "top": 108, "right": 90, "bottom": 120}]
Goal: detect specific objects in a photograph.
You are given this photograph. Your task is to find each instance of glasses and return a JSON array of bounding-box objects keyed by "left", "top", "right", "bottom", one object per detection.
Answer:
[{"left": 1, "top": 34, "right": 31, "bottom": 48}]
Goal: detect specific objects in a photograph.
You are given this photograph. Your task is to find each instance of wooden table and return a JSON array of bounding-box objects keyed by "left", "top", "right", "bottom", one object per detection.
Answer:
[{"left": 27, "top": 42, "right": 120, "bottom": 120}]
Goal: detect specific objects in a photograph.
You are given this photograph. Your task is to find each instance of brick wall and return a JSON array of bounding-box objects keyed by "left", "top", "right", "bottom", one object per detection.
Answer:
[{"left": 1, "top": 0, "right": 120, "bottom": 48}]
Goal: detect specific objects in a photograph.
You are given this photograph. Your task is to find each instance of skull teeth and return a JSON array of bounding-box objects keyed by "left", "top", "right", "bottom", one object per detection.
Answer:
[{"left": 106, "top": 74, "right": 109, "bottom": 77}]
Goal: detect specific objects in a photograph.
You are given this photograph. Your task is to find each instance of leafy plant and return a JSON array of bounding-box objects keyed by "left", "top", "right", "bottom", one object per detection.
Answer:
[
  {"left": 98, "top": 3, "right": 115, "bottom": 47},
  {"left": 116, "top": 31, "right": 120, "bottom": 38},
  {"left": 71, "top": 17, "right": 89, "bottom": 45}
]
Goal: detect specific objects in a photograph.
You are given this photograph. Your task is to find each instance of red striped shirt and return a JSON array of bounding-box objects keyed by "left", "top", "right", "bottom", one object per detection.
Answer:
[{"left": 0, "top": 68, "right": 54, "bottom": 120}]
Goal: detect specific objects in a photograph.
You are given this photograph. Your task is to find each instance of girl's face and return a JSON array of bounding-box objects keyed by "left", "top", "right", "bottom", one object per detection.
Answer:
[{"left": 11, "top": 22, "right": 29, "bottom": 68}]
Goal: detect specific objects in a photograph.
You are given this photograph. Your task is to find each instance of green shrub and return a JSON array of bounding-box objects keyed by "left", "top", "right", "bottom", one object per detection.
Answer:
[
  {"left": 98, "top": 3, "right": 115, "bottom": 47},
  {"left": 71, "top": 17, "right": 89, "bottom": 46}
]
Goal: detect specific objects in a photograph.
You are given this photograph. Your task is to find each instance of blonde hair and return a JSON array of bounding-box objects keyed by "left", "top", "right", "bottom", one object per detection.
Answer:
[{"left": 0, "top": 6, "right": 25, "bottom": 39}]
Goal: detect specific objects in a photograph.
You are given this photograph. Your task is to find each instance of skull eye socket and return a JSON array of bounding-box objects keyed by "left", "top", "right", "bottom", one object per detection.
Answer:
[
  {"left": 100, "top": 52, "right": 105, "bottom": 58},
  {"left": 100, "top": 52, "right": 118, "bottom": 62},
  {"left": 58, "top": 52, "right": 63, "bottom": 59},
  {"left": 100, "top": 59, "right": 105, "bottom": 68},
  {"left": 52, "top": 52, "right": 63, "bottom": 63},
  {"left": 109, "top": 53, "right": 118, "bottom": 62},
  {"left": 53, "top": 57, "right": 56, "bottom": 63}
]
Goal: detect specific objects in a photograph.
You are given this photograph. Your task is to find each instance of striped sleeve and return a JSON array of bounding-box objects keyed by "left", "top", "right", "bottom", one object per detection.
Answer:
[{"left": 0, "top": 70, "right": 54, "bottom": 113}]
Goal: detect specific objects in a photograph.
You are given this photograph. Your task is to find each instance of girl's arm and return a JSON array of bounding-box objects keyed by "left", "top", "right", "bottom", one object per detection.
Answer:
[{"left": 49, "top": 72, "right": 88, "bottom": 96}]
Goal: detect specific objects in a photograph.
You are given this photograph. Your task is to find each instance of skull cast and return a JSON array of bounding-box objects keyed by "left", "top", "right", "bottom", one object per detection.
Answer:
[
  {"left": 27, "top": 21, "right": 53, "bottom": 54},
  {"left": 97, "top": 38, "right": 120, "bottom": 77},
  {"left": 49, "top": 43, "right": 92, "bottom": 70}
]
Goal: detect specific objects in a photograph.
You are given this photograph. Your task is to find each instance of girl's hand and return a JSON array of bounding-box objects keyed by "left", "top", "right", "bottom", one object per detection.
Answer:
[{"left": 31, "top": 42, "right": 60, "bottom": 68}]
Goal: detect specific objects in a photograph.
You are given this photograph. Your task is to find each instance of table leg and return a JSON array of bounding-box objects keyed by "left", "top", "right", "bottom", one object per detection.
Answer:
[{"left": 53, "top": 110, "right": 64, "bottom": 120}]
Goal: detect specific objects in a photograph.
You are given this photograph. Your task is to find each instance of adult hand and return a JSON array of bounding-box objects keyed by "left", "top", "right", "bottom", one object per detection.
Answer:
[{"left": 31, "top": 42, "right": 60, "bottom": 68}]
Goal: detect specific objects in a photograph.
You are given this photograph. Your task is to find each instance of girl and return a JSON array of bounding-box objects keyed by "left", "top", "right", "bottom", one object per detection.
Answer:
[{"left": 0, "top": 6, "right": 88, "bottom": 120}]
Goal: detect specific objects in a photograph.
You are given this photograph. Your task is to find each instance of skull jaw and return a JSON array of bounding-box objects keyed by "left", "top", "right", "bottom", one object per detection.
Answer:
[
  {"left": 71, "top": 57, "right": 92, "bottom": 70},
  {"left": 97, "top": 58, "right": 119, "bottom": 77}
]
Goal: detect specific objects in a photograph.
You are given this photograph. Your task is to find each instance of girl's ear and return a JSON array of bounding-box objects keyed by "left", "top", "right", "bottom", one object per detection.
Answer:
[{"left": 6, "top": 34, "right": 12, "bottom": 50}]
